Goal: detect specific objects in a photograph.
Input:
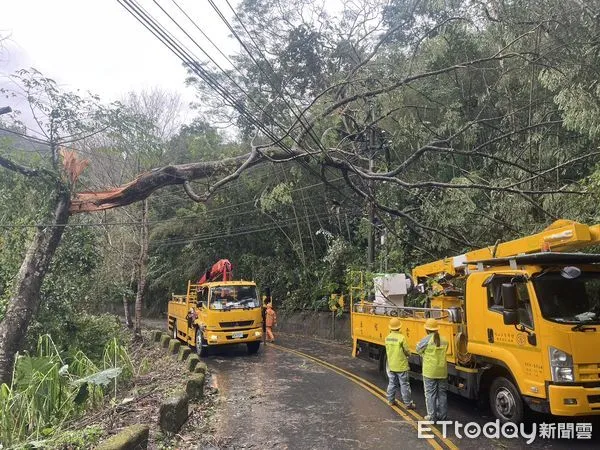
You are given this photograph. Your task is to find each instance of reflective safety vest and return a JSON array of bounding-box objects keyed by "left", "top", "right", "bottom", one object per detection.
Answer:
[
  {"left": 385, "top": 331, "right": 410, "bottom": 372},
  {"left": 418, "top": 334, "right": 448, "bottom": 379}
]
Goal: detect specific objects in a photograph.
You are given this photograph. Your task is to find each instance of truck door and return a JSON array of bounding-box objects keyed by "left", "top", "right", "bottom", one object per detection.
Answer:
[
  {"left": 483, "top": 275, "right": 545, "bottom": 399},
  {"left": 189, "top": 287, "right": 208, "bottom": 343}
]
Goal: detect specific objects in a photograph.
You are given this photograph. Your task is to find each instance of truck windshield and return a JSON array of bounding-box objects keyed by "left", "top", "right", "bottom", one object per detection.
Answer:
[
  {"left": 533, "top": 271, "right": 600, "bottom": 324},
  {"left": 209, "top": 285, "right": 260, "bottom": 310}
]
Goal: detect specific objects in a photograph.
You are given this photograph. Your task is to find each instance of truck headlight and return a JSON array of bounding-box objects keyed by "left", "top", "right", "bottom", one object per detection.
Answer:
[
  {"left": 254, "top": 331, "right": 262, "bottom": 337},
  {"left": 210, "top": 335, "right": 218, "bottom": 341},
  {"left": 549, "top": 346, "right": 574, "bottom": 382}
]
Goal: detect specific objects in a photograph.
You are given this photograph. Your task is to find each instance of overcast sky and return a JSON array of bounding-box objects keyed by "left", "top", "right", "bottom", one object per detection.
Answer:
[{"left": 1, "top": 0, "right": 239, "bottom": 125}]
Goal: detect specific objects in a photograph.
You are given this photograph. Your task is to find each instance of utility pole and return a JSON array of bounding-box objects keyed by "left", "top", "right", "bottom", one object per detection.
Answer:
[
  {"left": 367, "top": 149, "right": 375, "bottom": 269},
  {"left": 366, "top": 106, "right": 376, "bottom": 270}
]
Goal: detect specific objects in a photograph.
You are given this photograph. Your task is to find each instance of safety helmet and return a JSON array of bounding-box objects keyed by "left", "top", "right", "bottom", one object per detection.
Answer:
[
  {"left": 388, "top": 317, "right": 401, "bottom": 330},
  {"left": 424, "top": 318, "right": 440, "bottom": 331}
]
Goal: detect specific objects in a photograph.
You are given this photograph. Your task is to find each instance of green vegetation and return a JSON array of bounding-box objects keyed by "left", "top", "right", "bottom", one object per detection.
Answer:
[
  {"left": 0, "top": 335, "right": 132, "bottom": 448},
  {"left": 2, "top": 0, "right": 600, "bottom": 441}
]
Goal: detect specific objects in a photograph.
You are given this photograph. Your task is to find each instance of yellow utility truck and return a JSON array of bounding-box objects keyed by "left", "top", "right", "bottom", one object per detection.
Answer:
[
  {"left": 168, "top": 259, "right": 263, "bottom": 356},
  {"left": 352, "top": 220, "right": 600, "bottom": 422}
]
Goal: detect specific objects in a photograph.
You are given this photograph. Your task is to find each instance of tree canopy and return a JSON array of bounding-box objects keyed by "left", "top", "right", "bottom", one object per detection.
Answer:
[{"left": 2, "top": 0, "right": 600, "bottom": 379}]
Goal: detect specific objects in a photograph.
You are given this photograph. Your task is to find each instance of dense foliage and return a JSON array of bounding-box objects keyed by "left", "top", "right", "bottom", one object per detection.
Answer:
[
  {"left": 141, "top": 0, "right": 600, "bottom": 309},
  {"left": 3, "top": 1, "right": 600, "bottom": 444},
  {"left": 4, "top": 0, "right": 600, "bottom": 319}
]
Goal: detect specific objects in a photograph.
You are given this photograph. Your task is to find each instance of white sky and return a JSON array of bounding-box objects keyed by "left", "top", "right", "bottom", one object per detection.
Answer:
[{"left": 0, "top": 0, "right": 239, "bottom": 123}]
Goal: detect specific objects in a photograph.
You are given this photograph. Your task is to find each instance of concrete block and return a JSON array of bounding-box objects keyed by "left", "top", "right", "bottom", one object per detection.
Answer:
[
  {"left": 193, "top": 361, "right": 207, "bottom": 375},
  {"left": 151, "top": 330, "right": 162, "bottom": 342},
  {"left": 168, "top": 339, "right": 181, "bottom": 354},
  {"left": 159, "top": 334, "right": 170, "bottom": 348},
  {"left": 186, "top": 373, "right": 205, "bottom": 400},
  {"left": 159, "top": 392, "right": 189, "bottom": 434},
  {"left": 96, "top": 424, "right": 149, "bottom": 450},
  {"left": 187, "top": 354, "right": 200, "bottom": 372},
  {"left": 178, "top": 346, "right": 192, "bottom": 362}
]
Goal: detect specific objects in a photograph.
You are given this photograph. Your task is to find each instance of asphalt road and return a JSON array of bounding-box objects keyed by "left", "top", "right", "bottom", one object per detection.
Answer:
[
  {"left": 143, "top": 318, "right": 600, "bottom": 449},
  {"left": 202, "top": 343, "right": 433, "bottom": 449},
  {"left": 272, "top": 334, "right": 600, "bottom": 449}
]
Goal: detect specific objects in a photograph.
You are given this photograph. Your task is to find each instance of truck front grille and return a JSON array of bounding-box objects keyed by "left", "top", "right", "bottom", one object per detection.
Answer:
[
  {"left": 577, "top": 363, "right": 600, "bottom": 381},
  {"left": 219, "top": 320, "right": 253, "bottom": 328},
  {"left": 226, "top": 334, "right": 248, "bottom": 340}
]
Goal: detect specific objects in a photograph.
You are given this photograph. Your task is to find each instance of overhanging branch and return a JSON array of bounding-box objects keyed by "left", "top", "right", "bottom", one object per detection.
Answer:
[{"left": 0, "top": 154, "right": 44, "bottom": 177}]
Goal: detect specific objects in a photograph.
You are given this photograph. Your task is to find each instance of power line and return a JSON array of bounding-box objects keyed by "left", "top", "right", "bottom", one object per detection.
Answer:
[
  {"left": 168, "top": 0, "right": 247, "bottom": 78},
  {"left": 151, "top": 210, "right": 336, "bottom": 247},
  {"left": 117, "top": 0, "right": 352, "bottom": 205},
  {"left": 212, "top": 0, "right": 339, "bottom": 171}
]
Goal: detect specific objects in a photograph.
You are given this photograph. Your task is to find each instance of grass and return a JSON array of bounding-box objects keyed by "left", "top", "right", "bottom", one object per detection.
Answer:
[{"left": 0, "top": 335, "right": 132, "bottom": 448}]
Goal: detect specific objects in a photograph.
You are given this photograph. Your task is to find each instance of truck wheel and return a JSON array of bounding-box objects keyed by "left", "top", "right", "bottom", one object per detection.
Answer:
[
  {"left": 379, "top": 352, "right": 389, "bottom": 382},
  {"left": 195, "top": 330, "right": 209, "bottom": 357},
  {"left": 247, "top": 341, "right": 260, "bottom": 355},
  {"left": 489, "top": 376, "right": 524, "bottom": 423}
]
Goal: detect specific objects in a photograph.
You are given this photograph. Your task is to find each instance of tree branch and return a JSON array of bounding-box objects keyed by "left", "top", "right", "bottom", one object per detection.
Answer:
[
  {"left": 0, "top": 154, "right": 44, "bottom": 177},
  {"left": 70, "top": 152, "right": 253, "bottom": 213},
  {"left": 341, "top": 170, "right": 473, "bottom": 247},
  {"left": 184, "top": 146, "right": 261, "bottom": 202}
]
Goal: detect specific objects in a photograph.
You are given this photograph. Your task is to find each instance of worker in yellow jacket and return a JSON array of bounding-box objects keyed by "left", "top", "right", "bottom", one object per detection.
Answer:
[
  {"left": 385, "top": 318, "right": 416, "bottom": 409},
  {"left": 416, "top": 318, "right": 449, "bottom": 421}
]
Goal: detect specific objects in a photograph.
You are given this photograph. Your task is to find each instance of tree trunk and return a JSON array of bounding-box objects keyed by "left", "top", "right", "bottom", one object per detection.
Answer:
[
  {"left": 0, "top": 189, "right": 70, "bottom": 384},
  {"left": 123, "top": 293, "right": 133, "bottom": 329},
  {"left": 122, "top": 242, "right": 134, "bottom": 329},
  {"left": 134, "top": 199, "right": 149, "bottom": 338}
]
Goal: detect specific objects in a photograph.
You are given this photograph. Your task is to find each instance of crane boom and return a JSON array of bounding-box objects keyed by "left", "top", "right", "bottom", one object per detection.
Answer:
[
  {"left": 197, "top": 259, "right": 233, "bottom": 284},
  {"left": 412, "top": 219, "right": 600, "bottom": 280}
]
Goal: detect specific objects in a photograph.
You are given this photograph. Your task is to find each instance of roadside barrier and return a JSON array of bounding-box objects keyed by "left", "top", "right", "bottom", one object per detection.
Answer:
[
  {"left": 95, "top": 330, "right": 208, "bottom": 448},
  {"left": 96, "top": 424, "right": 150, "bottom": 450}
]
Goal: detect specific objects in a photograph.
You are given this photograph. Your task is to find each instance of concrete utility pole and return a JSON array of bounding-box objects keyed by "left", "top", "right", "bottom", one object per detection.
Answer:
[
  {"left": 367, "top": 131, "right": 375, "bottom": 269},
  {"left": 366, "top": 105, "right": 377, "bottom": 270}
]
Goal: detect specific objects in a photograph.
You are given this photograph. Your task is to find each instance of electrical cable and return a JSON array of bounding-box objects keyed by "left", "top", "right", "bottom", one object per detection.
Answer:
[{"left": 117, "top": 0, "right": 352, "bottom": 207}]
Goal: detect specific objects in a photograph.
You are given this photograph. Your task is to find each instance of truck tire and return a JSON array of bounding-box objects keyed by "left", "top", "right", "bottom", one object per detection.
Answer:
[
  {"left": 195, "top": 329, "right": 209, "bottom": 357},
  {"left": 247, "top": 341, "right": 260, "bottom": 355},
  {"left": 489, "top": 376, "right": 524, "bottom": 423},
  {"left": 380, "top": 352, "right": 389, "bottom": 382}
]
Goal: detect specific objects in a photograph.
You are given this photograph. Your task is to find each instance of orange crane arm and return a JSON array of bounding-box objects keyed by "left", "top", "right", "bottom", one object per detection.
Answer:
[{"left": 197, "top": 259, "right": 233, "bottom": 284}]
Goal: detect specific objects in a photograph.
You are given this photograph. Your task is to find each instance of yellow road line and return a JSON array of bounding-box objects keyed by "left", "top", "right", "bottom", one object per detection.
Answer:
[{"left": 271, "top": 343, "right": 459, "bottom": 450}]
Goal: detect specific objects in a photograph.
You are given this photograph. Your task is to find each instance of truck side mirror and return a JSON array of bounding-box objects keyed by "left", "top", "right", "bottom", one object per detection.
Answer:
[{"left": 502, "top": 283, "right": 519, "bottom": 325}]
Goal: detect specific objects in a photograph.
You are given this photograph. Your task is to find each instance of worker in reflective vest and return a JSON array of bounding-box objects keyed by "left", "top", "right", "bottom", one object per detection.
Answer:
[
  {"left": 385, "top": 318, "right": 416, "bottom": 409},
  {"left": 416, "top": 318, "right": 449, "bottom": 421}
]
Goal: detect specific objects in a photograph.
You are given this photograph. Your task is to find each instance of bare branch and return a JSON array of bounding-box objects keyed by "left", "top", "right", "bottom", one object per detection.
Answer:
[
  {"left": 0, "top": 154, "right": 44, "bottom": 177},
  {"left": 504, "top": 152, "right": 600, "bottom": 188},
  {"left": 296, "top": 52, "right": 525, "bottom": 145},
  {"left": 182, "top": 180, "right": 203, "bottom": 202}
]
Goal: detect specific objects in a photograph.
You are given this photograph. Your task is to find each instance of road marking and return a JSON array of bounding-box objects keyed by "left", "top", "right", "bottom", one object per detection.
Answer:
[{"left": 271, "top": 343, "right": 459, "bottom": 450}]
